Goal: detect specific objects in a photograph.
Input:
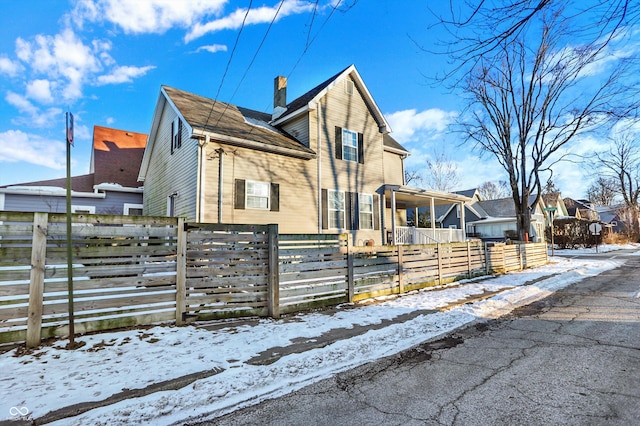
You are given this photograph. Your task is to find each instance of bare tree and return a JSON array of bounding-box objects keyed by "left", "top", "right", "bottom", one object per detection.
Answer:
[
  {"left": 586, "top": 177, "right": 618, "bottom": 207},
  {"left": 444, "top": 3, "right": 638, "bottom": 240},
  {"left": 424, "top": 148, "right": 459, "bottom": 192},
  {"left": 404, "top": 169, "right": 423, "bottom": 186},
  {"left": 432, "top": 1, "right": 638, "bottom": 80},
  {"left": 593, "top": 133, "right": 640, "bottom": 235},
  {"left": 542, "top": 178, "right": 561, "bottom": 199},
  {"left": 478, "top": 180, "right": 509, "bottom": 200}
]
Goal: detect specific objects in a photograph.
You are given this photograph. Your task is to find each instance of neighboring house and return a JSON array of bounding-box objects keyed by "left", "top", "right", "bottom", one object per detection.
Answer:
[
  {"left": 0, "top": 126, "right": 146, "bottom": 215},
  {"left": 139, "top": 65, "right": 470, "bottom": 245},
  {"left": 466, "top": 195, "right": 548, "bottom": 242},
  {"left": 563, "top": 197, "right": 599, "bottom": 221},
  {"left": 596, "top": 205, "right": 628, "bottom": 234},
  {"left": 541, "top": 193, "right": 570, "bottom": 226},
  {"left": 437, "top": 188, "right": 484, "bottom": 230}
]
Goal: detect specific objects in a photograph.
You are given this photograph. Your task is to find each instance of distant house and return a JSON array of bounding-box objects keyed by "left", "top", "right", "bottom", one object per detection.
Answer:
[
  {"left": 466, "top": 195, "right": 548, "bottom": 242},
  {"left": 563, "top": 197, "right": 599, "bottom": 221},
  {"left": 0, "top": 126, "right": 147, "bottom": 215},
  {"left": 541, "top": 193, "right": 569, "bottom": 225},
  {"left": 437, "top": 188, "right": 484, "bottom": 230},
  {"left": 139, "top": 65, "right": 470, "bottom": 245}
]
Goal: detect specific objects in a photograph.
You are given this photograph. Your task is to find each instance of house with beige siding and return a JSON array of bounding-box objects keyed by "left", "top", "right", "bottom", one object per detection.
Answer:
[{"left": 139, "top": 65, "right": 470, "bottom": 245}]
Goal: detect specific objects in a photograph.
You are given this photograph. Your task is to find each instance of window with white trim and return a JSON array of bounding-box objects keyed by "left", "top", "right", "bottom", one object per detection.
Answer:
[
  {"left": 71, "top": 205, "right": 95, "bottom": 214},
  {"left": 359, "top": 193, "right": 374, "bottom": 230},
  {"left": 124, "top": 203, "right": 144, "bottom": 216},
  {"left": 171, "top": 117, "right": 182, "bottom": 154},
  {"left": 342, "top": 129, "right": 358, "bottom": 162},
  {"left": 246, "top": 180, "right": 270, "bottom": 210},
  {"left": 328, "top": 190, "right": 345, "bottom": 229}
]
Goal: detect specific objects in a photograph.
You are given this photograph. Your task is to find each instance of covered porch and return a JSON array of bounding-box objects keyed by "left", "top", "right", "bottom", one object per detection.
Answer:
[{"left": 382, "top": 185, "right": 471, "bottom": 245}]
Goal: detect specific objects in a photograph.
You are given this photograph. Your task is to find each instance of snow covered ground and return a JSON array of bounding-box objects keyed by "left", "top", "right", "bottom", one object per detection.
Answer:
[
  {"left": 0, "top": 252, "right": 632, "bottom": 425},
  {"left": 553, "top": 242, "right": 640, "bottom": 255}
]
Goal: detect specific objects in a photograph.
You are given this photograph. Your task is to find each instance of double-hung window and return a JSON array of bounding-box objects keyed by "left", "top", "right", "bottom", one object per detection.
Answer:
[
  {"left": 328, "top": 190, "right": 345, "bottom": 229},
  {"left": 246, "top": 180, "right": 270, "bottom": 210},
  {"left": 342, "top": 129, "right": 358, "bottom": 162},
  {"left": 359, "top": 194, "right": 374, "bottom": 230}
]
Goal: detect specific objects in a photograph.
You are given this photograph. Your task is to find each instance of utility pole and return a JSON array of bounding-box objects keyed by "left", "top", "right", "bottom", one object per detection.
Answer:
[{"left": 65, "top": 112, "right": 76, "bottom": 347}]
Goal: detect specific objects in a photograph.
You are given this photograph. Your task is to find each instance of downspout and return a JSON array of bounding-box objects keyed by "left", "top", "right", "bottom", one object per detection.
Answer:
[
  {"left": 317, "top": 102, "right": 323, "bottom": 234},
  {"left": 196, "top": 135, "right": 209, "bottom": 222},
  {"left": 216, "top": 147, "right": 225, "bottom": 223}
]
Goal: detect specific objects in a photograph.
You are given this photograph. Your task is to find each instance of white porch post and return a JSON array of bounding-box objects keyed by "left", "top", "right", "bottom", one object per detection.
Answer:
[
  {"left": 459, "top": 201, "right": 466, "bottom": 240},
  {"left": 430, "top": 197, "right": 436, "bottom": 229},
  {"left": 391, "top": 189, "right": 397, "bottom": 245},
  {"left": 414, "top": 207, "right": 418, "bottom": 227}
]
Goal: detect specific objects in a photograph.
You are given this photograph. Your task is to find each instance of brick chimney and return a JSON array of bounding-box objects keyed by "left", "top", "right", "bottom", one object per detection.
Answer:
[{"left": 272, "top": 76, "right": 287, "bottom": 120}]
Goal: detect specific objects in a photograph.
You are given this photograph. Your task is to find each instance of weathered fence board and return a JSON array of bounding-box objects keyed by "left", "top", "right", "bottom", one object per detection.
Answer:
[{"left": 0, "top": 210, "right": 548, "bottom": 346}]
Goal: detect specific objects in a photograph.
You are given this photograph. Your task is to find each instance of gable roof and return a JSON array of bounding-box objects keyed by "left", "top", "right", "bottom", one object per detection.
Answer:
[
  {"left": 91, "top": 126, "right": 146, "bottom": 188},
  {"left": 477, "top": 195, "right": 540, "bottom": 218},
  {"left": 272, "top": 64, "right": 392, "bottom": 134},
  {"left": 382, "top": 133, "right": 409, "bottom": 155},
  {"left": 162, "top": 85, "right": 315, "bottom": 158}
]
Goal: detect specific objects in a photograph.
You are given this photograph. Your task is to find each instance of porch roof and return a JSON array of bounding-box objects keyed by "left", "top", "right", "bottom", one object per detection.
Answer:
[{"left": 382, "top": 185, "right": 472, "bottom": 209}]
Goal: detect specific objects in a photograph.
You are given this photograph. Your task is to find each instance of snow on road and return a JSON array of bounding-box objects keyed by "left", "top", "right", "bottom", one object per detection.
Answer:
[{"left": 0, "top": 252, "right": 629, "bottom": 425}]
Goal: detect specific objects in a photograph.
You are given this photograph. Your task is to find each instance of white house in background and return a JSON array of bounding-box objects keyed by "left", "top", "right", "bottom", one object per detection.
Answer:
[
  {"left": 0, "top": 126, "right": 147, "bottom": 215},
  {"left": 466, "top": 195, "right": 548, "bottom": 242}
]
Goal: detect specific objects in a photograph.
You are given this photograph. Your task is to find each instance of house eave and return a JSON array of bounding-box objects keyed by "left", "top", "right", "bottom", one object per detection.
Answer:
[
  {"left": 0, "top": 187, "right": 107, "bottom": 199},
  {"left": 201, "top": 131, "right": 316, "bottom": 160}
]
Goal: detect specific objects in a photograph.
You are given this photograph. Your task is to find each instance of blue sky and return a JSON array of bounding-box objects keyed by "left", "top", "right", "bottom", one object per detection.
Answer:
[{"left": 0, "top": 0, "right": 636, "bottom": 198}]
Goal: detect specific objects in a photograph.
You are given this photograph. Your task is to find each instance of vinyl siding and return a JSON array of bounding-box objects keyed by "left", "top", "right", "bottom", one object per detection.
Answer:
[
  {"left": 202, "top": 142, "right": 317, "bottom": 233},
  {"left": 383, "top": 151, "right": 404, "bottom": 185},
  {"left": 280, "top": 114, "right": 310, "bottom": 147},
  {"left": 2, "top": 191, "right": 142, "bottom": 214},
  {"left": 310, "top": 76, "right": 386, "bottom": 244},
  {"left": 143, "top": 102, "right": 198, "bottom": 219}
]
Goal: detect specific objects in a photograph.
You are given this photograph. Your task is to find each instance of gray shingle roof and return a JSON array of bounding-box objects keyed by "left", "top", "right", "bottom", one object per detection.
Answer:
[
  {"left": 163, "top": 86, "right": 315, "bottom": 158},
  {"left": 383, "top": 133, "right": 409, "bottom": 153},
  {"left": 477, "top": 195, "right": 539, "bottom": 218}
]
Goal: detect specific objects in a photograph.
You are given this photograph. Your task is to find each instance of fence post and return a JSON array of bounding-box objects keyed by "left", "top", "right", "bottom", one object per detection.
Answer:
[
  {"left": 267, "top": 224, "right": 280, "bottom": 318},
  {"left": 175, "top": 218, "right": 187, "bottom": 326},
  {"left": 346, "top": 235, "right": 354, "bottom": 302},
  {"left": 502, "top": 245, "right": 507, "bottom": 273},
  {"left": 466, "top": 241, "right": 472, "bottom": 278},
  {"left": 518, "top": 244, "right": 524, "bottom": 270},
  {"left": 397, "top": 244, "right": 404, "bottom": 294},
  {"left": 27, "top": 212, "right": 48, "bottom": 348},
  {"left": 437, "top": 243, "right": 443, "bottom": 285}
]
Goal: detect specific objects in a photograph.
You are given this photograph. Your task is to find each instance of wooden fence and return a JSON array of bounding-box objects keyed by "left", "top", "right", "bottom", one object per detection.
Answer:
[{"left": 0, "top": 211, "right": 547, "bottom": 347}]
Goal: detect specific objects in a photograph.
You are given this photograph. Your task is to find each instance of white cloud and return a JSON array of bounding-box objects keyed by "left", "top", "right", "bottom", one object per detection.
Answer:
[
  {"left": 71, "top": 0, "right": 227, "bottom": 34},
  {"left": 5, "top": 91, "right": 63, "bottom": 128},
  {"left": 106, "top": 117, "right": 115, "bottom": 125},
  {"left": 0, "top": 130, "right": 66, "bottom": 170},
  {"left": 96, "top": 65, "right": 155, "bottom": 85},
  {"left": 0, "top": 55, "right": 22, "bottom": 76},
  {"left": 185, "top": 0, "right": 316, "bottom": 42},
  {"left": 385, "top": 108, "right": 458, "bottom": 144},
  {"left": 196, "top": 44, "right": 228, "bottom": 54},
  {"left": 26, "top": 79, "right": 54, "bottom": 103}
]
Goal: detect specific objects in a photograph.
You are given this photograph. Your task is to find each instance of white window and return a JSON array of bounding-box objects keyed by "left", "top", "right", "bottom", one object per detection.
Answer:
[
  {"left": 328, "top": 190, "right": 345, "bottom": 229},
  {"left": 71, "top": 205, "right": 95, "bottom": 214},
  {"left": 342, "top": 129, "right": 358, "bottom": 162},
  {"left": 124, "top": 203, "right": 144, "bottom": 216},
  {"left": 171, "top": 117, "right": 182, "bottom": 153},
  {"left": 246, "top": 181, "right": 270, "bottom": 210},
  {"left": 345, "top": 79, "right": 354, "bottom": 95},
  {"left": 359, "top": 193, "right": 374, "bottom": 230}
]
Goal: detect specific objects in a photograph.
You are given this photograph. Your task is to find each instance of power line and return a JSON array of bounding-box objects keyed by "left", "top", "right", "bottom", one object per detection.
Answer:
[
  {"left": 201, "top": 0, "right": 254, "bottom": 133},
  {"left": 214, "top": 0, "right": 286, "bottom": 128}
]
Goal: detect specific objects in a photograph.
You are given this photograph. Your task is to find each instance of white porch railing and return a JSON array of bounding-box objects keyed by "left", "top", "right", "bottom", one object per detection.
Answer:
[{"left": 395, "top": 226, "right": 465, "bottom": 244}]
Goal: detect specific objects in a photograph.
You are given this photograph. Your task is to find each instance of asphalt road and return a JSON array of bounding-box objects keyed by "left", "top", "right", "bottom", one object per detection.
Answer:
[{"left": 192, "top": 252, "right": 640, "bottom": 426}]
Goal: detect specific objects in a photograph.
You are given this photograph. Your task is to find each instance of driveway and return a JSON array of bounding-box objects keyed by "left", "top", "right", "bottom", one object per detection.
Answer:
[{"left": 204, "top": 252, "right": 640, "bottom": 425}]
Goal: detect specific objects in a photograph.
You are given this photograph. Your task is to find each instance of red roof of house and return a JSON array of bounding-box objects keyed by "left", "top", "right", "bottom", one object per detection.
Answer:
[
  {"left": 92, "top": 126, "right": 147, "bottom": 188},
  {"left": 1, "top": 126, "right": 147, "bottom": 191}
]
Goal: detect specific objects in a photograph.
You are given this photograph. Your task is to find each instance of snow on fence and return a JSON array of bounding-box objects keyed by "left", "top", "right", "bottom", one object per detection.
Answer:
[{"left": 0, "top": 211, "right": 547, "bottom": 347}]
